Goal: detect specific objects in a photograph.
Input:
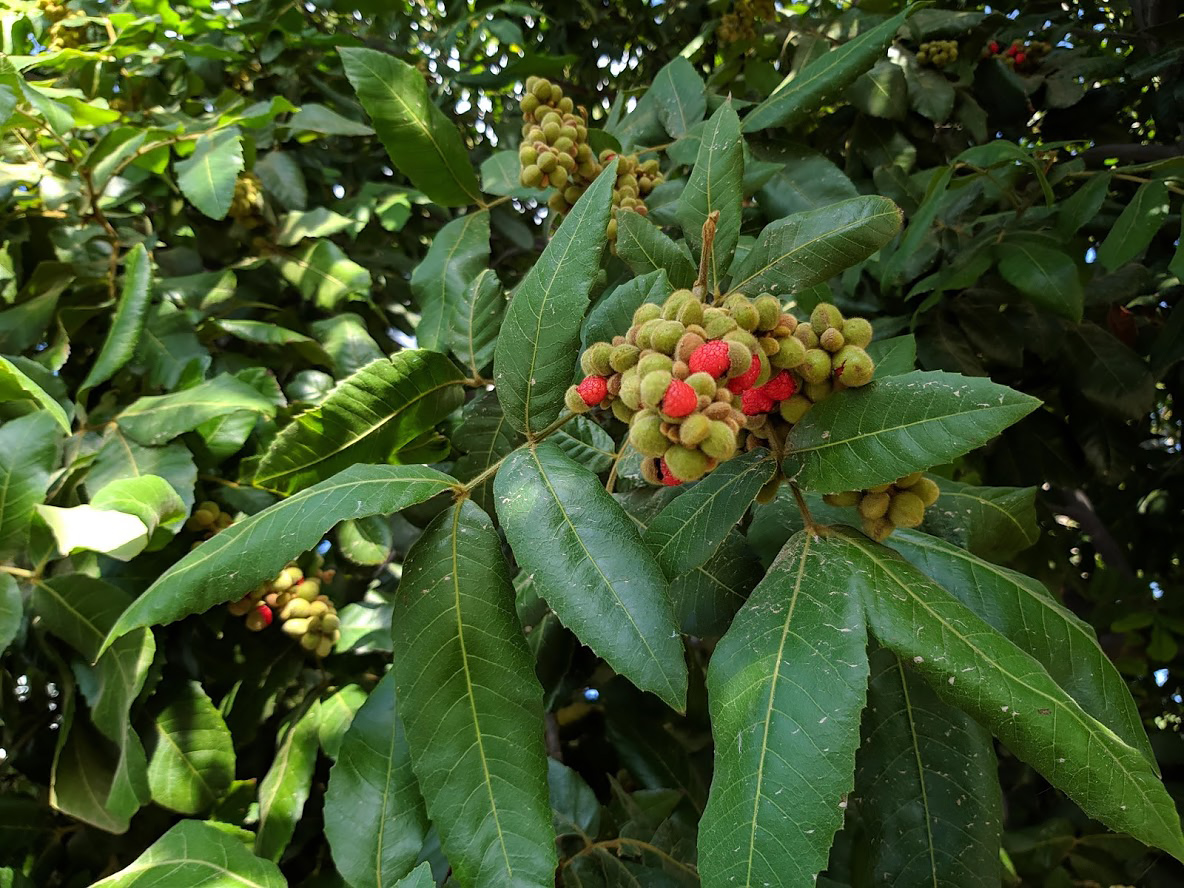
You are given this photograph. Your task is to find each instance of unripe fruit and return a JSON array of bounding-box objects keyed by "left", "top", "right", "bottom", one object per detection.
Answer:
[
  {"left": 799, "top": 349, "right": 832, "bottom": 384},
  {"left": 859, "top": 492, "right": 891, "bottom": 520},
  {"left": 551, "top": 166, "right": 569, "bottom": 189},
  {"left": 662, "top": 289, "right": 695, "bottom": 320},
  {"left": 671, "top": 360, "right": 690, "bottom": 380},
  {"left": 794, "top": 324, "right": 820, "bottom": 349},
  {"left": 820, "top": 327, "right": 845, "bottom": 353},
  {"left": 520, "top": 93, "right": 539, "bottom": 114},
  {"left": 301, "top": 633, "right": 320, "bottom": 651},
  {"left": 867, "top": 483, "right": 892, "bottom": 494},
  {"left": 679, "top": 413, "right": 710, "bottom": 446},
  {"left": 192, "top": 508, "right": 216, "bottom": 527},
  {"left": 282, "top": 617, "right": 309, "bottom": 637},
  {"left": 823, "top": 490, "right": 861, "bottom": 507},
  {"left": 832, "top": 345, "right": 875, "bottom": 387},
  {"left": 228, "top": 596, "right": 253, "bottom": 617},
  {"left": 611, "top": 399, "right": 635, "bottom": 422},
  {"left": 636, "top": 319, "right": 664, "bottom": 349},
  {"left": 297, "top": 578, "right": 322, "bottom": 601},
  {"left": 862, "top": 516, "right": 894, "bottom": 542},
  {"left": 772, "top": 335, "right": 807, "bottom": 369},
  {"left": 913, "top": 477, "right": 941, "bottom": 507},
  {"left": 733, "top": 301, "right": 760, "bottom": 331},
  {"left": 532, "top": 80, "right": 552, "bottom": 100},
  {"left": 703, "top": 311, "right": 738, "bottom": 340},
  {"left": 652, "top": 320, "right": 685, "bottom": 354},
  {"left": 779, "top": 395, "right": 812, "bottom": 423},
  {"left": 896, "top": 471, "right": 923, "bottom": 488},
  {"left": 246, "top": 604, "right": 273, "bottom": 631},
  {"left": 804, "top": 380, "right": 832, "bottom": 402},
  {"left": 633, "top": 303, "right": 662, "bottom": 326},
  {"left": 610, "top": 343, "right": 640, "bottom": 372},
  {"left": 674, "top": 332, "right": 706, "bottom": 364},
  {"left": 664, "top": 445, "right": 710, "bottom": 482},
  {"left": 676, "top": 299, "right": 703, "bottom": 327},
  {"left": 637, "top": 352, "right": 673, "bottom": 377},
  {"left": 606, "top": 219, "right": 618, "bottom": 239},
  {"left": 755, "top": 476, "right": 782, "bottom": 504},
  {"left": 521, "top": 164, "right": 544, "bottom": 187},
  {"left": 565, "top": 385, "right": 593, "bottom": 414},
  {"left": 581, "top": 342, "right": 613, "bottom": 376},
  {"left": 537, "top": 151, "right": 558, "bottom": 173},
  {"left": 888, "top": 491, "right": 925, "bottom": 528},
  {"left": 754, "top": 294, "right": 782, "bottom": 330},
  {"left": 686, "top": 371, "right": 717, "bottom": 398},
  {"left": 630, "top": 410, "right": 669, "bottom": 457},
  {"left": 315, "top": 636, "right": 334, "bottom": 658},
  {"left": 519, "top": 144, "right": 538, "bottom": 166},
  {"left": 281, "top": 598, "right": 312, "bottom": 620},
  {"left": 811, "top": 302, "right": 844, "bottom": 332},
  {"left": 283, "top": 566, "right": 304, "bottom": 586}
]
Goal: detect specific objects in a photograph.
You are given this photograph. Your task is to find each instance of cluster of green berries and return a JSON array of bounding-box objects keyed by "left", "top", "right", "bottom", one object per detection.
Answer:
[
  {"left": 719, "top": 0, "right": 775, "bottom": 43},
  {"left": 227, "top": 563, "right": 341, "bottom": 658},
  {"left": 917, "top": 41, "right": 959, "bottom": 67},
  {"left": 983, "top": 39, "right": 1051, "bottom": 73},
  {"left": 604, "top": 151, "right": 663, "bottom": 241},
  {"left": 566, "top": 291, "right": 876, "bottom": 486},
  {"left": 229, "top": 172, "right": 266, "bottom": 229},
  {"left": 823, "top": 472, "right": 941, "bottom": 542},
  {"left": 185, "top": 499, "right": 235, "bottom": 546},
  {"left": 47, "top": 20, "right": 86, "bottom": 50},
  {"left": 38, "top": 0, "right": 70, "bottom": 22}
]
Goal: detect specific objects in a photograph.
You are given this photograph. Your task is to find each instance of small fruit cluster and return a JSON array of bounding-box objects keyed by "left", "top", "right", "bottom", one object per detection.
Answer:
[
  {"left": 229, "top": 173, "right": 266, "bottom": 229},
  {"left": 604, "top": 152, "right": 663, "bottom": 241},
  {"left": 47, "top": 20, "right": 87, "bottom": 50},
  {"left": 227, "top": 563, "right": 341, "bottom": 658},
  {"left": 38, "top": 0, "right": 69, "bottom": 22},
  {"left": 566, "top": 291, "right": 876, "bottom": 486},
  {"left": 719, "top": 0, "right": 775, "bottom": 43},
  {"left": 823, "top": 473, "right": 941, "bottom": 542},
  {"left": 917, "top": 40, "right": 959, "bottom": 67},
  {"left": 185, "top": 500, "right": 235, "bottom": 542},
  {"left": 983, "top": 39, "right": 1051, "bottom": 73}
]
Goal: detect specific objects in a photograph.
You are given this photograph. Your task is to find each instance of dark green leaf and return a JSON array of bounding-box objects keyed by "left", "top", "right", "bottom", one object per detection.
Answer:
[
  {"left": 670, "top": 531, "right": 761, "bottom": 637},
  {"left": 336, "top": 516, "right": 394, "bottom": 565},
  {"left": 616, "top": 212, "right": 697, "bottom": 290},
  {"left": 0, "top": 357, "right": 70, "bottom": 431},
  {"left": 175, "top": 129, "right": 244, "bottom": 220},
  {"left": 310, "top": 313, "right": 384, "bottom": 377},
  {"left": 411, "top": 211, "right": 490, "bottom": 352},
  {"left": 80, "top": 244, "right": 153, "bottom": 393},
  {"left": 918, "top": 477, "right": 1038, "bottom": 561},
  {"left": 1069, "top": 324, "right": 1155, "bottom": 420},
  {"left": 257, "top": 709, "right": 319, "bottom": 860},
  {"left": 1058, "top": 171, "right": 1111, "bottom": 237},
  {"left": 651, "top": 57, "right": 706, "bottom": 138},
  {"left": 552, "top": 416, "right": 617, "bottom": 474},
  {"left": 865, "top": 334, "right": 916, "bottom": 376},
  {"left": 87, "top": 429, "right": 197, "bottom": 514},
  {"left": 0, "top": 575, "right": 18, "bottom": 656},
  {"left": 677, "top": 102, "right": 743, "bottom": 294},
  {"left": 847, "top": 60, "right": 907, "bottom": 120},
  {"left": 905, "top": 63, "right": 956, "bottom": 122},
  {"left": 756, "top": 145, "right": 858, "bottom": 218},
  {"left": 450, "top": 268, "right": 505, "bottom": 377},
  {"left": 996, "top": 242, "right": 1083, "bottom": 322},
  {"left": 1096, "top": 179, "right": 1171, "bottom": 271},
  {"left": 582, "top": 270, "right": 671, "bottom": 351},
  {"left": 277, "top": 240, "right": 372, "bottom": 311},
  {"left": 881, "top": 165, "right": 953, "bottom": 287}
]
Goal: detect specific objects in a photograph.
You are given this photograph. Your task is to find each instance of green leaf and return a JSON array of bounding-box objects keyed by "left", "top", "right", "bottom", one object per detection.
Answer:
[
  {"left": 277, "top": 239, "right": 373, "bottom": 310},
  {"left": 905, "top": 63, "right": 956, "bottom": 122},
  {"left": 79, "top": 244, "right": 153, "bottom": 393},
  {"left": 90, "top": 820, "right": 285, "bottom": 887},
  {"left": 340, "top": 47, "right": 481, "bottom": 207},
  {"left": 493, "top": 159, "right": 617, "bottom": 436},
  {"left": 1096, "top": 179, "right": 1171, "bottom": 271},
  {"left": 117, "top": 374, "right": 278, "bottom": 446},
  {"left": 0, "top": 575, "right": 18, "bottom": 656},
  {"left": 256, "top": 708, "right": 319, "bottom": 861},
  {"left": 317, "top": 684, "right": 368, "bottom": 759},
  {"left": 784, "top": 370, "right": 1041, "bottom": 494},
  {"left": 699, "top": 531, "right": 869, "bottom": 887},
  {"left": 100, "top": 465, "right": 456, "bottom": 653},
  {"left": 853, "top": 647, "right": 1002, "bottom": 888},
  {"left": 393, "top": 863, "right": 434, "bottom": 888},
  {"left": 917, "top": 477, "right": 1038, "bottom": 561},
  {"left": 255, "top": 150, "right": 308, "bottom": 210},
  {"left": 0, "top": 357, "right": 70, "bottom": 431},
  {"left": 651, "top": 57, "right": 706, "bottom": 138},
  {"left": 1069, "top": 323, "right": 1155, "bottom": 420},
  {"left": 670, "top": 531, "right": 762, "bottom": 638},
  {"left": 89, "top": 475, "right": 186, "bottom": 541},
  {"left": 394, "top": 501, "right": 557, "bottom": 887},
  {"left": 615, "top": 212, "right": 697, "bottom": 290},
  {"left": 51, "top": 715, "right": 132, "bottom": 834},
  {"left": 311, "top": 312, "right": 384, "bottom": 377},
  {"left": 411, "top": 211, "right": 490, "bottom": 352},
  {"left": 881, "top": 165, "right": 953, "bottom": 288},
  {"left": 996, "top": 242, "right": 1083, "bottom": 322},
  {"left": 87, "top": 429, "right": 197, "bottom": 514},
  {"left": 756, "top": 145, "right": 858, "bottom": 218},
  {"left": 743, "top": 6, "right": 915, "bottom": 132},
  {"left": 643, "top": 449, "right": 775, "bottom": 580},
  {"left": 865, "top": 334, "right": 916, "bottom": 376},
  {"left": 35, "top": 503, "right": 150, "bottom": 562},
  {"left": 450, "top": 268, "right": 505, "bottom": 377},
  {"left": 847, "top": 60, "right": 908, "bottom": 120},
  {"left": 842, "top": 529, "right": 1184, "bottom": 860},
  {"left": 551, "top": 416, "right": 617, "bottom": 474},
  {"left": 146, "top": 681, "right": 235, "bottom": 814},
  {"left": 213, "top": 319, "right": 319, "bottom": 349},
  {"left": 336, "top": 516, "right": 394, "bottom": 565},
  {"left": 728, "top": 196, "right": 902, "bottom": 296},
  {"left": 134, "top": 305, "right": 210, "bottom": 389},
  {"left": 480, "top": 150, "right": 545, "bottom": 198},
  {"left": 325, "top": 671, "right": 428, "bottom": 888},
  {"left": 1058, "top": 170, "right": 1112, "bottom": 237},
  {"left": 495, "top": 443, "right": 687, "bottom": 710},
  {"left": 889, "top": 529, "right": 1156, "bottom": 766},
  {"left": 677, "top": 102, "right": 743, "bottom": 294},
  {"left": 0, "top": 411, "right": 60, "bottom": 560},
  {"left": 582, "top": 270, "right": 672, "bottom": 352},
  {"left": 255, "top": 352, "right": 465, "bottom": 494},
  {"left": 175, "top": 128, "right": 244, "bottom": 220}
]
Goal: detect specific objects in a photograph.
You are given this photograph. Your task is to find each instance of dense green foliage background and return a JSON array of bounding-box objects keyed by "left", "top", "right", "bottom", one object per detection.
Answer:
[{"left": 1, "top": 0, "right": 1183, "bottom": 886}]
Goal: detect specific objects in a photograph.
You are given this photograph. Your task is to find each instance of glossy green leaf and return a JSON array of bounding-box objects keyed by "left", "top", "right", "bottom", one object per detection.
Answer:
[
  {"left": 89, "top": 475, "right": 186, "bottom": 540},
  {"left": 79, "top": 244, "right": 153, "bottom": 393},
  {"left": 0, "top": 357, "right": 70, "bottom": 431},
  {"left": 255, "top": 351, "right": 465, "bottom": 494},
  {"left": 393, "top": 863, "right": 434, "bottom": 888},
  {"left": 853, "top": 647, "right": 1002, "bottom": 888},
  {"left": 146, "top": 681, "right": 235, "bottom": 814},
  {"left": 728, "top": 196, "right": 901, "bottom": 297},
  {"left": 316, "top": 684, "right": 368, "bottom": 759},
  {"left": 905, "top": 63, "right": 957, "bottom": 122},
  {"left": 756, "top": 145, "right": 858, "bottom": 218},
  {"left": 277, "top": 239, "right": 373, "bottom": 310},
  {"left": 100, "top": 465, "right": 457, "bottom": 652},
  {"left": 0, "top": 411, "right": 60, "bottom": 560},
  {"left": 336, "top": 515, "right": 394, "bottom": 565},
  {"left": 996, "top": 242, "right": 1083, "bottom": 322},
  {"left": 90, "top": 820, "right": 285, "bottom": 887},
  {"left": 615, "top": 212, "right": 697, "bottom": 290},
  {"left": 0, "top": 575, "right": 18, "bottom": 656},
  {"left": 670, "top": 531, "right": 762, "bottom": 638},
  {"left": 450, "top": 268, "right": 505, "bottom": 377},
  {"left": 340, "top": 47, "right": 481, "bottom": 206},
  {"left": 881, "top": 165, "right": 953, "bottom": 288},
  {"left": 582, "top": 270, "right": 671, "bottom": 351},
  {"left": 865, "top": 334, "right": 916, "bottom": 376},
  {"left": 255, "top": 149, "right": 308, "bottom": 210},
  {"left": 311, "top": 312, "right": 384, "bottom": 377},
  {"left": 651, "top": 57, "right": 706, "bottom": 138},
  {"left": 743, "top": 6, "right": 915, "bottom": 132},
  {"left": 784, "top": 370, "right": 1041, "bottom": 494},
  {"left": 1069, "top": 323, "right": 1155, "bottom": 421},
  {"left": 495, "top": 443, "right": 687, "bottom": 710},
  {"left": 643, "top": 449, "right": 775, "bottom": 580},
  {"left": 551, "top": 416, "right": 617, "bottom": 474},
  {"left": 843, "top": 529, "right": 1184, "bottom": 860},
  {"left": 117, "top": 374, "right": 277, "bottom": 446},
  {"left": 175, "top": 128, "right": 244, "bottom": 220},
  {"left": 87, "top": 428, "right": 197, "bottom": 514},
  {"left": 134, "top": 305, "right": 209, "bottom": 389},
  {"left": 699, "top": 531, "right": 869, "bottom": 887},
  {"left": 213, "top": 319, "right": 318, "bottom": 348},
  {"left": 1096, "top": 179, "right": 1171, "bottom": 271},
  {"left": 394, "top": 501, "right": 556, "bottom": 887},
  {"left": 677, "top": 102, "right": 743, "bottom": 294},
  {"left": 411, "top": 210, "right": 490, "bottom": 351},
  {"left": 493, "top": 159, "right": 617, "bottom": 436},
  {"left": 1058, "top": 170, "right": 1112, "bottom": 236},
  {"left": 890, "top": 529, "right": 1155, "bottom": 765},
  {"left": 917, "top": 477, "right": 1038, "bottom": 561},
  {"left": 256, "top": 708, "right": 319, "bottom": 860},
  {"left": 325, "top": 671, "right": 428, "bottom": 887},
  {"left": 51, "top": 715, "right": 132, "bottom": 834}
]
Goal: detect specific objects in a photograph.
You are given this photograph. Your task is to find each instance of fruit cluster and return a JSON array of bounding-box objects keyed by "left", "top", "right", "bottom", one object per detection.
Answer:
[
  {"left": 983, "top": 39, "right": 1051, "bottom": 73},
  {"left": 38, "top": 0, "right": 69, "bottom": 22},
  {"left": 719, "top": 0, "right": 776, "bottom": 43},
  {"left": 227, "top": 563, "right": 341, "bottom": 658},
  {"left": 917, "top": 40, "right": 959, "bottom": 68},
  {"left": 566, "top": 292, "right": 876, "bottom": 486},
  {"left": 185, "top": 499, "right": 235, "bottom": 542},
  {"left": 229, "top": 172, "right": 266, "bottom": 229},
  {"left": 517, "top": 77, "right": 663, "bottom": 239},
  {"left": 47, "top": 20, "right": 86, "bottom": 50},
  {"left": 823, "top": 472, "right": 941, "bottom": 542}
]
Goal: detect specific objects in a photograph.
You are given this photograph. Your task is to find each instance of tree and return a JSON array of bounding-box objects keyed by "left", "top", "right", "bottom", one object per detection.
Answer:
[{"left": 1, "top": 1, "right": 1182, "bottom": 886}]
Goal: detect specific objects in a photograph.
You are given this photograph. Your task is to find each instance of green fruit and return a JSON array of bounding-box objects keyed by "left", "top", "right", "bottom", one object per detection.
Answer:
[
  {"left": 637, "top": 352, "right": 673, "bottom": 377},
  {"left": 520, "top": 93, "right": 539, "bottom": 114},
  {"left": 611, "top": 399, "right": 636, "bottom": 423},
  {"left": 636, "top": 318, "right": 663, "bottom": 349},
  {"left": 823, "top": 490, "right": 861, "bottom": 507},
  {"left": 640, "top": 370, "right": 672, "bottom": 408},
  {"left": 896, "top": 471, "right": 924, "bottom": 488},
  {"left": 832, "top": 345, "right": 875, "bottom": 387},
  {"left": 550, "top": 166, "right": 568, "bottom": 188},
  {"left": 862, "top": 516, "right": 894, "bottom": 542},
  {"left": 779, "top": 395, "right": 812, "bottom": 423},
  {"left": 619, "top": 369, "right": 642, "bottom": 409},
  {"left": 726, "top": 340, "right": 754, "bottom": 377},
  {"left": 652, "top": 320, "right": 685, "bottom": 354},
  {"left": 913, "top": 477, "right": 941, "bottom": 507},
  {"left": 703, "top": 311, "right": 738, "bottom": 339},
  {"left": 686, "top": 371, "right": 717, "bottom": 398},
  {"left": 537, "top": 151, "right": 558, "bottom": 173},
  {"left": 733, "top": 302, "right": 760, "bottom": 331},
  {"left": 810, "top": 302, "right": 844, "bottom": 332},
  {"left": 820, "top": 327, "right": 845, "bottom": 353},
  {"left": 859, "top": 492, "right": 891, "bottom": 520},
  {"left": 282, "top": 618, "right": 309, "bottom": 638},
  {"left": 888, "top": 491, "right": 925, "bottom": 528},
  {"left": 677, "top": 299, "right": 703, "bottom": 327},
  {"left": 280, "top": 598, "right": 311, "bottom": 620},
  {"left": 804, "top": 380, "right": 832, "bottom": 402},
  {"left": 581, "top": 342, "right": 614, "bottom": 376},
  {"left": 542, "top": 121, "right": 561, "bottom": 143},
  {"left": 799, "top": 348, "right": 832, "bottom": 384},
  {"left": 301, "top": 632, "right": 321, "bottom": 651},
  {"left": 633, "top": 302, "right": 662, "bottom": 325},
  {"left": 519, "top": 144, "right": 538, "bottom": 165},
  {"left": 521, "top": 164, "right": 544, "bottom": 187},
  {"left": 610, "top": 343, "right": 640, "bottom": 372},
  {"left": 662, "top": 288, "right": 695, "bottom": 320},
  {"left": 771, "top": 335, "right": 806, "bottom": 369},
  {"left": 754, "top": 294, "right": 782, "bottom": 330},
  {"left": 794, "top": 323, "right": 819, "bottom": 349},
  {"left": 553, "top": 136, "right": 575, "bottom": 154},
  {"left": 679, "top": 413, "right": 710, "bottom": 446},
  {"left": 843, "top": 317, "right": 873, "bottom": 347},
  {"left": 664, "top": 445, "right": 710, "bottom": 482},
  {"left": 531, "top": 80, "right": 552, "bottom": 101},
  {"left": 297, "top": 578, "right": 322, "bottom": 601},
  {"left": 629, "top": 409, "right": 670, "bottom": 457},
  {"left": 565, "top": 385, "right": 593, "bottom": 414},
  {"left": 867, "top": 483, "right": 892, "bottom": 494},
  {"left": 700, "top": 421, "right": 738, "bottom": 460}
]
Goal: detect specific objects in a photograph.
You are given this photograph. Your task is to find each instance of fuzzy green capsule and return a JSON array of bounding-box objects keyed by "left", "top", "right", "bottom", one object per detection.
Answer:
[
  {"left": 799, "top": 348, "right": 832, "bottom": 385},
  {"left": 580, "top": 342, "right": 614, "bottom": 377},
  {"left": 652, "top": 320, "right": 685, "bottom": 355},
  {"left": 565, "top": 385, "right": 593, "bottom": 414},
  {"left": 637, "top": 352, "right": 674, "bottom": 377},
  {"left": 823, "top": 490, "right": 861, "bottom": 508},
  {"left": 679, "top": 413, "right": 710, "bottom": 446},
  {"left": 779, "top": 395, "right": 812, "bottom": 423},
  {"left": 843, "top": 317, "right": 874, "bottom": 347},
  {"left": 629, "top": 409, "right": 669, "bottom": 457},
  {"left": 832, "top": 345, "right": 875, "bottom": 387},
  {"left": 664, "top": 445, "right": 710, "bottom": 482},
  {"left": 888, "top": 491, "right": 925, "bottom": 528},
  {"left": 701, "top": 420, "right": 738, "bottom": 460},
  {"left": 640, "top": 370, "right": 673, "bottom": 409},
  {"left": 685, "top": 371, "right": 717, "bottom": 399},
  {"left": 619, "top": 369, "right": 642, "bottom": 409},
  {"left": 754, "top": 294, "right": 782, "bottom": 330},
  {"left": 610, "top": 343, "right": 640, "bottom": 373},
  {"left": 810, "top": 302, "right": 844, "bottom": 333},
  {"left": 772, "top": 335, "right": 807, "bottom": 370}
]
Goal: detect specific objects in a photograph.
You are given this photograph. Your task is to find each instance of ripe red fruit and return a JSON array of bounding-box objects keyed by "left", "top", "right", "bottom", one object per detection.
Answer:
[
  {"left": 741, "top": 388, "right": 775, "bottom": 415},
  {"left": 989, "top": 40, "right": 999, "bottom": 53},
  {"left": 255, "top": 603, "right": 273, "bottom": 627},
  {"left": 662, "top": 378, "right": 698, "bottom": 417},
  {"left": 1015, "top": 52, "right": 1026, "bottom": 64},
  {"left": 688, "top": 340, "right": 731, "bottom": 378},
  {"left": 726, "top": 354, "right": 762, "bottom": 393},
  {"left": 659, "top": 457, "right": 683, "bottom": 486},
  {"left": 576, "top": 375, "right": 608, "bottom": 406},
  {"left": 759, "top": 370, "right": 796, "bottom": 402}
]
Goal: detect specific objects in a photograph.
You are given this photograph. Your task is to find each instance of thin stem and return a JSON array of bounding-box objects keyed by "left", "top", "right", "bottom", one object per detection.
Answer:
[
  {"left": 0, "top": 565, "right": 37, "bottom": 579},
  {"left": 790, "top": 482, "right": 827, "bottom": 537},
  {"left": 527, "top": 410, "right": 578, "bottom": 443},
  {"left": 457, "top": 411, "right": 579, "bottom": 496},
  {"left": 563, "top": 838, "right": 698, "bottom": 878},
  {"left": 605, "top": 441, "right": 631, "bottom": 494}
]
